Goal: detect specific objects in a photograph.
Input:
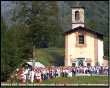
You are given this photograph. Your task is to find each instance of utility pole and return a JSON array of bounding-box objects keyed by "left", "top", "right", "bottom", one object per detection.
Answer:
[{"left": 33, "top": 45, "right": 35, "bottom": 69}]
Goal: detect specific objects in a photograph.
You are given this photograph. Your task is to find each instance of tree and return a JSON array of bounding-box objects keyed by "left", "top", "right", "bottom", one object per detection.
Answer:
[
  {"left": 11, "top": 1, "right": 64, "bottom": 68},
  {"left": 85, "top": 18, "right": 98, "bottom": 31},
  {"left": 1, "top": 16, "right": 16, "bottom": 81},
  {"left": 8, "top": 24, "right": 33, "bottom": 64},
  {"left": 11, "top": 1, "right": 64, "bottom": 47},
  {"left": 1, "top": 15, "right": 33, "bottom": 81}
]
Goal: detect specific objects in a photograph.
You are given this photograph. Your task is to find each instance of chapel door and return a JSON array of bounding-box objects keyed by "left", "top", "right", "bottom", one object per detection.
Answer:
[
  {"left": 79, "top": 61, "right": 83, "bottom": 66},
  {"left": 78, "top": 58, "right": 84, "bottom": 67}
]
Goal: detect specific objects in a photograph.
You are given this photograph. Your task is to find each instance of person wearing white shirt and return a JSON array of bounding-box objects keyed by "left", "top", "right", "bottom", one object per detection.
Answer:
[
  {"left": 43, "top": 69, "right": 46, "bottom": 74},
  {"left": 68, "top": 70, "right": 72, "bottom": 77},
  {"left": 36, "top": 71, "right": 41, "bottom": 82},
  {"left": 24, "top": 69, "right": 28, "bottom": 82},
  {"left": 84, "top": 67, "right": 86, "bottom": 74},
  {"left": 31, "top": 69, "right": 35, "bottom": 82},
  {"left": 28, "top": 69, "right": 31, "bottom": 80},
  {"left": 57, "top": 68, "right": 60, "bottom": 77}
]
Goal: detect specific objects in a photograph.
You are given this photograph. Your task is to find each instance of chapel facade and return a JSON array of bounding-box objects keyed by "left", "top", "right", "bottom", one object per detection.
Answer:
[{"left": 65, "top": 5, "right": 104, "bottom": 67}]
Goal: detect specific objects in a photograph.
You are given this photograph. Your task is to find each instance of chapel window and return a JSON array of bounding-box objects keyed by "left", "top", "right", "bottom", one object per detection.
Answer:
[{"left": 79, "top": 35, "right": 84, "bottom": 44}]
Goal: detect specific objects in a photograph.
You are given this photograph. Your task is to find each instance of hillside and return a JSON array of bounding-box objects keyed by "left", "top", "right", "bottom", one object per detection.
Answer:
[
  {"left": 35, "top": 48, "right": 65, "bottom": 66},
  {"left": 1, "top": 1, "right": 109, "bottom": 35}
]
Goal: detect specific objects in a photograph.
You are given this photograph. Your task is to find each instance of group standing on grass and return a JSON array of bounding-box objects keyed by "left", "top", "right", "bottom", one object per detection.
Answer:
[{"left": 17, "top": 66, "right": 108, "bottom": 83}]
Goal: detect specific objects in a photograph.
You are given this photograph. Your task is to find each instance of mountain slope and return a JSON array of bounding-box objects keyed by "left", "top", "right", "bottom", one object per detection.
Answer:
[{"left": 1, "top": 1, "right": 108, "bottom": 35}]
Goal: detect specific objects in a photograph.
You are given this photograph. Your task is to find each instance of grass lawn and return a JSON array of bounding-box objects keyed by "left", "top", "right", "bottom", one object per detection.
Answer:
[
  {"left": 38, "top": 76, "right": 108, "bottom": 84},
  {"left": 8, "top": 76, "right": 108, "bottom": 85}
]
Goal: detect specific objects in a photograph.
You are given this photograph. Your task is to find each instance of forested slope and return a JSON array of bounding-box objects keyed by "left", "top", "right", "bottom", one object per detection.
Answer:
[{"left": 1, "top": 1, "right": 109, "bottom": 35}]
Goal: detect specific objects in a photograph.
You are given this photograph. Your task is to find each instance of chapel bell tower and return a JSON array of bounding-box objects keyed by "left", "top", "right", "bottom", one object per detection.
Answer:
[{"left": 71, "top": 2, "right": 85, "bottom": 29}]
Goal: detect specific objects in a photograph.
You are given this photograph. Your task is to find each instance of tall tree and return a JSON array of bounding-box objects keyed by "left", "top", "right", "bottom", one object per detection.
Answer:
[
  {"left": 8, "top": 24, "right": 33, "bottom": 64},
  {"left": 1, "top": 16, "right": 16, "bottom": 81},
  {"left": 11, "top": 1, "right": 64, "bottom": 68},
  {"left": 1, "top": 16, "right": 33, "bottom": 81}
]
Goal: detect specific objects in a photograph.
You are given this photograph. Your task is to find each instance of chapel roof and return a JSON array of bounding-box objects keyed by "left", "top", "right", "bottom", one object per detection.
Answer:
[{"left": 64, "top": 26, "right": 104, "bottom": 37}]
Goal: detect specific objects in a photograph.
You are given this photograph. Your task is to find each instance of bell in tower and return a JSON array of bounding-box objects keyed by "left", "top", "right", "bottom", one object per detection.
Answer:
[{"left": 71, "top": 2, "right": 85, "bottom": 29}]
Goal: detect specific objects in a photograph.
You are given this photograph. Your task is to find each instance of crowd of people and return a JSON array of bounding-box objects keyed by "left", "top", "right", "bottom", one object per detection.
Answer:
[{"left": 16, "top": 66, "right": 108, "bottom": 83}]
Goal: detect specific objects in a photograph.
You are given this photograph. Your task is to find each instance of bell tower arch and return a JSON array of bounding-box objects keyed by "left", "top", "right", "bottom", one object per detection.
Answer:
[{"left": 71, "top": 4, "right": 85, "bottom": 29}]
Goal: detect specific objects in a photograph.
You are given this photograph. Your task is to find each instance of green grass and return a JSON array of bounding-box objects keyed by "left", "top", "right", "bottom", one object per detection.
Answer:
[
  {"left": 10, "top": 76, "right": 108, "bottom": 84},
  {"left": 35, "top": 48, "right": 65, "bottom": 66},
  {"left": 40, "top": 76, "right": 108, "bottom": 84}
]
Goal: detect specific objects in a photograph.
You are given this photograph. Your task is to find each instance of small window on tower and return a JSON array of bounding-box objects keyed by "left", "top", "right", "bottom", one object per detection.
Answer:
[
  {"left": 79, "top": 35, "right": 84, "bottom": 44},
  {"left": 75, "top": 11, "right": 80, "bottom": 21}
]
